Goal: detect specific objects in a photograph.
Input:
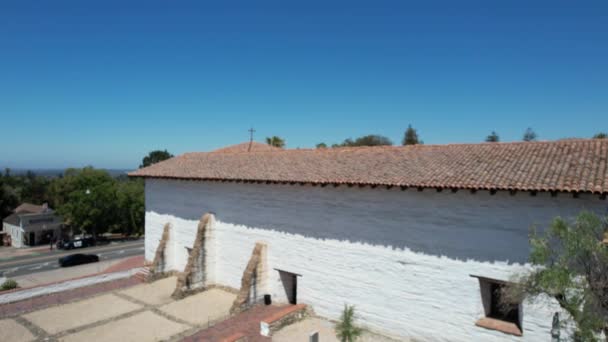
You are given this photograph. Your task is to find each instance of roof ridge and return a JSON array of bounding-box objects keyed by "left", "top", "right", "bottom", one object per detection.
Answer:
[
  {"left": 190, "top": 138, "right": 603, "bottom": 155},
  {"left": 211, "top": 141, "right": 283, "bottom": 153}
]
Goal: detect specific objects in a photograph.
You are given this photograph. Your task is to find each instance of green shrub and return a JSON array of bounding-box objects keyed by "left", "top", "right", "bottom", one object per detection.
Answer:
[
  {"left": 335, "top": 304, "right": 363, "bottom": 342},
  {"left": 1, "top": 279, "right": 18, "bottom": 291}
]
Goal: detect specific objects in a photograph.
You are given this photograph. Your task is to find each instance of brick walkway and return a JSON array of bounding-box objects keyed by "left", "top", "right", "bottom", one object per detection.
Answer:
[
  {"left": 103, "top": 255, "right": 144, "bottom": 273},
  {"left": 182, "top": 304, "right": 289, "bottom": 342},
  {"left": 0, "top": 276, "right": 142, "bottom": 318}
]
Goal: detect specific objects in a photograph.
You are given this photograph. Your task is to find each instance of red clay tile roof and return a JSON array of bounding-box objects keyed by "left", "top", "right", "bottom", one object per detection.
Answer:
[
  {"left": 129, "top": 139, "right": 608, "bottom": 194},
  {"left": 213, "top": 142, "right": 282, "bottom": 153}
]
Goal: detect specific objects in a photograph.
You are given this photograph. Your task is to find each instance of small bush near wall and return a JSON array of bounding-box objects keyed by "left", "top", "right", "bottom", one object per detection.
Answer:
[
  {"left": 1, "top": 279, "right": 18, "bottom": 291},
  {"left": 336, "top": 304, "right": 363, "bottom": 342}
]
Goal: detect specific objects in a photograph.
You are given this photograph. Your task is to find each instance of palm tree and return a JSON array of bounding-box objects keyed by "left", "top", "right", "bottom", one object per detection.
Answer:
[
  {"left": 485, "top": 131, "right": 499, "bottom": 142},
  {"left": 335, "top": 304, "right": 363, "bottom": 342},
  {"left": 265, "top": 136, "right": 285, "bottom": 148}
]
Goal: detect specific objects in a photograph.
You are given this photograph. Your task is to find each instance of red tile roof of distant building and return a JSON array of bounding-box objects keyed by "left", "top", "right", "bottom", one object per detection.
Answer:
[{"left": 13, "top": 203, "right": 51, "bottom": 214}]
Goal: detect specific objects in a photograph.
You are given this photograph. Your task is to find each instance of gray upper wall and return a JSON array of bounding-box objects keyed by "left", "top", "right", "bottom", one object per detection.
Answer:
[{"left": 145, "top": 179, "right": 607, "bottom": 263}]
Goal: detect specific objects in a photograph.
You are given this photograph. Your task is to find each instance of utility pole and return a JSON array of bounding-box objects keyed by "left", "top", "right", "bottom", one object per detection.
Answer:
[{"left": 248, "top": 128, "right": 256, "bottom": 152}]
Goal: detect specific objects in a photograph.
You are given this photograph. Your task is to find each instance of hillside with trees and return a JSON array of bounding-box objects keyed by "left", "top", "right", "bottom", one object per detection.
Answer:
[
  {"left": 0, "top": 150, "right": 171, "bottom": 238},
  {"left": 0, "top": 167, "right": 144, "bottom": 238}
]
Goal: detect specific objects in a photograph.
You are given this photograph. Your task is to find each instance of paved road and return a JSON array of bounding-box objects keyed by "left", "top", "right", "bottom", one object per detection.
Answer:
[{"left": 0, "top": 240, "right": 144, "bottom": 278}]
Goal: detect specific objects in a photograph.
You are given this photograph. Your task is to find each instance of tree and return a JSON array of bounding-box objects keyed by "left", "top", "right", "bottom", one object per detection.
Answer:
[
  {"left": 334, "top": 135, "right": 393, "bottom": 147},
  {"left": 336, "top": 138, "right": 354, "bottom": 147},
  {"left": 19, "top": 172, "right": 51, "bottom": 205},
  {"left": 351, "top": 135, "right": 392, "bottom": 146},
  {"left": 316, "top": 143, "right": 327, "bottom": 149},
  {"left": 523, "top": 128, "right": 537, "bottom": 142},
  {"left": 0, "top": 167, "right": 144, "bottom": 237},
  {"left": 335, "top": 304, "right": 363, "bottom": 342},
  {"left": 402, "top": 125, "right": 421, "bottom": 145},
  {"left": 0, "top": 170, "right": 51, "bottom": 216},
  {"left": 485, "top": 131, "right": 500, "bottom": 142},
  {"left": 505, "top": 212, "right": 608, "bottom": 341},
  {"left": 115, "top": 179, "right": 145, "bottom": 236},
  {"left": 53, "top": 167, "right": 118, "bottom": 237},
  {"left": 49, "top": 167, "right": 145, "bottom": 237},
  {"left": 140, "top": 150, "right": 173, "bottom": 168},
  {"left": 265, "top": 136, "right": 285, "bottom": 148},
  {"left": 593, "top": 132, "right": 607, "bottom": 139},
  {"left": 0, "top": 180, "right": 19, "bottom": 218}
]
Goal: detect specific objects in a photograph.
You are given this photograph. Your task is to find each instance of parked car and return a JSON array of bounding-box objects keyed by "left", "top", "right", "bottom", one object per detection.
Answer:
[
  {"left": 58, "top": 237, "right": 96, "bottom": 250},
  {"left": 58, "top": 254, "right": 99, "bottom": 267}
]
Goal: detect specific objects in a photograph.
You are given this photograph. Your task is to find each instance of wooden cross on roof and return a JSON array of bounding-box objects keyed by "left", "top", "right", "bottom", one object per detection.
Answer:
[{"left": 248, "top": 128, "right": 256, "bottom": 152}]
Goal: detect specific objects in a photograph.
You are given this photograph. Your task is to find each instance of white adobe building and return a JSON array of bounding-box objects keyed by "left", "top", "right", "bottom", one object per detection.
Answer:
[
  {"left": 2, "top": 203, "right": 63, "bottom": 248},
  {"left": 130, "top": 139, "right": 608, "bottom": 341}
]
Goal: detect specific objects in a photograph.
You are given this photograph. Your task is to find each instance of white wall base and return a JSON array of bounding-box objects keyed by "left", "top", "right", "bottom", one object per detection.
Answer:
[{"left": 146, "top": 211, "right": 564, "bottom": 341}]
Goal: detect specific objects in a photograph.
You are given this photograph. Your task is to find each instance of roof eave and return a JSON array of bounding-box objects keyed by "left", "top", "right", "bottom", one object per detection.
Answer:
[{"left": 129, "top": 174, "right": 608, "bottom": 197}]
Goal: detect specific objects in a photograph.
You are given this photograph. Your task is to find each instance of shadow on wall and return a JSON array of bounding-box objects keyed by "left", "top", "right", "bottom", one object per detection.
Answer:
[{"left": 146, "top": 180, "right": 607, "bottom": 264}]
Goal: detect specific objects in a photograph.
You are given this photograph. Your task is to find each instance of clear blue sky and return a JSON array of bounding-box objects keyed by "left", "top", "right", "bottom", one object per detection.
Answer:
[{"left": 1, "top": 1, "right": 606, "bottom": 170}]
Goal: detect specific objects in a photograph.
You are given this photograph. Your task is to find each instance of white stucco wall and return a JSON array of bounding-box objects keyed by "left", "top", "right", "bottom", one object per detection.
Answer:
[
  {"left": 3, "top": 223, "right": 23, "bottom": 248},
  {"left": 3, "top": 212, "right": 62, "bottom": 248},
  {"left": 144, "top": 179, "right": 607, "bottom": 341}
]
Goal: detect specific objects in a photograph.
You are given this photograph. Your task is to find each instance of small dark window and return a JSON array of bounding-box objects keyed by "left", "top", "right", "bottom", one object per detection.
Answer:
[
  {"left": 472, "top": 275, "right": 523, "bottom": 336},
  {"left": 488, "top": 282, "right": 519, "bottom": 324}
]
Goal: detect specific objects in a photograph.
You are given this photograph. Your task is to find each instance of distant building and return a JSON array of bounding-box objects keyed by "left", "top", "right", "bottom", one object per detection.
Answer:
[
  {"left": 131, "top": 139, "right": 608, "bottom": 341},
  {"left": 2, "top": 203, "right": 63, "bottom": 248}
]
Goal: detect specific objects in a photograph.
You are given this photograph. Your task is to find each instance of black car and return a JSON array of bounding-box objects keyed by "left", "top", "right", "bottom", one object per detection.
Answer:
[
  {"left": 59, "top": 254, "right": 99, "bottom": 267},
  {"left": 58, "top": 237, "right": 96, "bottom": 250}
]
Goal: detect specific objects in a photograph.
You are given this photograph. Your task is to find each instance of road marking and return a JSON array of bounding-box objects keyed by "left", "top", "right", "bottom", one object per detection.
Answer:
[
  {"left": 0, "top": 267, "right": 19, "bottom": 275},
  {"left": 0, "top": 242, "right": 144, "bottom": 276}
]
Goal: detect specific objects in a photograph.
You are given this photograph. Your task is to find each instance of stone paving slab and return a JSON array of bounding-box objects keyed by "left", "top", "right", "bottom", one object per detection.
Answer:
[
  {"left": 0, "top": 318, "right": 36, "bottom": 342},
  {"left": 0, "top": 276, "right": 141, "bottom": 318},
  {"left": 59, "top": 311, "right": 190, "bottom": 342},
  {"left": 118, "top": 276, "right": 176, "bottom": 306},
  {"left": 22, "top": 293, "right": 142, "bottom": 334},
  {"left": 159, "top": 288, "right": 235, "bottom": 325}
]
